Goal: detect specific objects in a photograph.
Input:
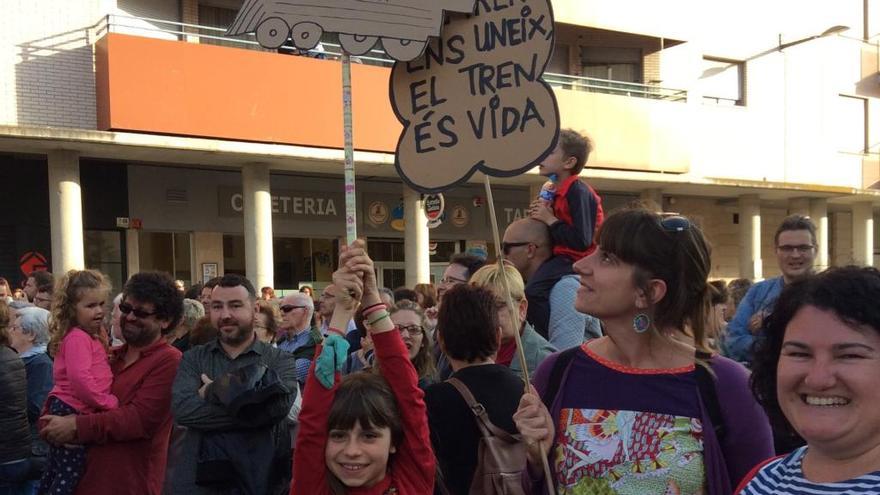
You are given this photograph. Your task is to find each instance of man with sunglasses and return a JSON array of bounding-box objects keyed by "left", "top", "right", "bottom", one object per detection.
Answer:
[
  {"left": 725, "top": 215, "right": 818, "bottom": 365},
  {"left": 276, "top": 291, "right": 319, "bottom": 386},
  {"left": 39, "top": 271, "right": 184, "bottom": 495},
  {"left": 502, "top": 219, "right": 601, "bottom": 350}
]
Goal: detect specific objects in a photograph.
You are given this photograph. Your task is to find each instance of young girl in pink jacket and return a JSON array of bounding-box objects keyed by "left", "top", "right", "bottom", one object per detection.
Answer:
[{"left": 38, "top": 270, "right": 118, "bottom": 495}]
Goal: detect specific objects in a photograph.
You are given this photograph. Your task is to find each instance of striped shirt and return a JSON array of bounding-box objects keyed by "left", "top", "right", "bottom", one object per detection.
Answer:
[{"left": 739, "top": 446, "right": 880, "bottom": 494}]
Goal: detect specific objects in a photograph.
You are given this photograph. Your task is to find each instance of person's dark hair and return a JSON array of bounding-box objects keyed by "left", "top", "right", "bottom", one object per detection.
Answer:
[
  {"left": 29, "top": 271, "right": 54, "bottom": 290},
  {"left": 774, "top": 214, "right": 817, "bottom": 246},
  {"left": 204, "top": 277, "right": 222, "bottom": 290},
  {"left": 597, "top": 208, "right": 712, "bottom": 351},
  {"left": 0, "top": 300, "right": 10, "bottom": 347},
  {"left": 558, "top": 128, "right": 593, "bottom": 174},
  {"left": 393, "top": 287, "right": 417, "bottom": 303},
  {"left": 184, "top": 283, "right": 203, "bottom": 301},
  {"left": 751, "top": 266, "right": 880, "bottom": 438},
  {"left": 436, "top": 284, "right": 500, "bottom": 362},
  {"left": 216, "top": 273, "right": 257, "bottom": 301},
  {"left": 123, "top": 271, "right": 184, "bottom": 334},
  {"left": 708, "top": 280, "right": 728, "bottom": 306},
  {"left": 37, "top": 283, "right": 54, "bottom": 295},
  {"left": 189, "top": 316, "right": 218, "bottom": 346},
  {"left": 448, "top": 254, "right": 486, "bottom": 280},
  {"left": 728, "top": 278, "right": 752, "bottom": 308},
  {"left": 326, "top": 372, "right": 403, "bottom": 492}
]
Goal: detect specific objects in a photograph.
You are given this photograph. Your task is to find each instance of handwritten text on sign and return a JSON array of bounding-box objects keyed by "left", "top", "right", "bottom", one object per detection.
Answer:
[{"left": 391, "top": 0, "right": 560, "bottom": 193}]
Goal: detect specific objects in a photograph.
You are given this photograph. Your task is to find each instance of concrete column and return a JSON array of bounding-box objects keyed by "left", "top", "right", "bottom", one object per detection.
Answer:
[
  {"left": 738, "top": 195, "right": 762, "bottom": 280},
  {"left": 48, "top": 151, "right": 85, "bottom": 273},
  {"left": 852, "top": 202, "right": 875, "bottom": 266},
  {"left": 125, "top": 229, "right": 140, "bottom": 280},
  {"left": 640, "top": 188, "right": 664, "bottom": 212},
  {"left": 788, "top": 197, "right": 810, "bottom": 216},
  {"left": 242, "top": 164, "right": 274, "bottom": 289},
  {"left": 403, "top": 186, "right": 429, "bottom": 287},
  {"left": 809, "top": 199, "right": 829, "bottom": 270}
]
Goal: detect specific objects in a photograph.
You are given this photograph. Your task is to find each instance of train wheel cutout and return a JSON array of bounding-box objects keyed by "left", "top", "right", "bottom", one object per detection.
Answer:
[
  {"left": 291, "top": 22, "right": 323, "bottom": 50},
  {"left": 338, "top": 33, "right": 378, "bottom": 56},
  {"left": 382, "top": 38, "right": 426, "bottom": 62},
  {"left": 256, "top": 17, "right": 290, "bottom": 48}
]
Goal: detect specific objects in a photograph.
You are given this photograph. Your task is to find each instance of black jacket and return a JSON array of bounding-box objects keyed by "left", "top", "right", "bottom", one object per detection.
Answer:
[{"left": 0, "top": 346, "right": 32, "bottom": 463}]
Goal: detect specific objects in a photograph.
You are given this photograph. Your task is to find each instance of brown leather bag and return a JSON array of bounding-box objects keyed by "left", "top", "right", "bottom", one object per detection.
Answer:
[{"left": 444, "top": 377, "right": 528, "bottom": 495}]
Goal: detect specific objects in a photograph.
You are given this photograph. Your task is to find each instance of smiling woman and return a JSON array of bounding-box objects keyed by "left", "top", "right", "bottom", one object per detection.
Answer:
[{"left": 741, "top": 266, "right": 880, "bottom": 494}]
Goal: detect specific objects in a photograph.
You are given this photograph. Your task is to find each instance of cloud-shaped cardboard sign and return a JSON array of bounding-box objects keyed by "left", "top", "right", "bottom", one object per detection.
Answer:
[
  {"left": 390, "top": 0, "right": 560, "bottom": 194},
  {"left": 227, "top": 0, "right": 476, "bottom": 61}
]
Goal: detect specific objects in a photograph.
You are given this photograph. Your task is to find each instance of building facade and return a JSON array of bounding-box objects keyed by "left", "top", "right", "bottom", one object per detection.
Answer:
[{"left": 1, "top": 0, "right": 878, "bottom": 292}]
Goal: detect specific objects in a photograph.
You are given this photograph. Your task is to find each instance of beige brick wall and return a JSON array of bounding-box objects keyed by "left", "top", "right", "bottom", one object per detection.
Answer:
[
  {"left": 831, "top": 211, "right": 855, "bottom": 266},
  {"left": 664, "top": 196, "right": 741, "bottom": 280},
  {"left": 0, "top": 0, "right": 114, "bottom": 128}
]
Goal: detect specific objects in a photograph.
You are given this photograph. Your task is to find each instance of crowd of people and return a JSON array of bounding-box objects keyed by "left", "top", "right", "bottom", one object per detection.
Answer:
[{"left": 0, "top": 129, "right": 878, "bottom": 495}]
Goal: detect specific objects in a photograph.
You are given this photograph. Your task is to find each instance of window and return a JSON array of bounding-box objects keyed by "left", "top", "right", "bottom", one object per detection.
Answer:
[
  {"left": 85, "top": 230, "right": 125, "bottom": 294},
  {"left": 139, "top": 232, "right": 192, "bottom": 284},
  {"left": 700, "top": 57, "right": 744, "bottom": 106},
  {"left": 837, "top": 95, "right": 868, "bottom": 154},
  {"left": 581, "top": 47, "right": 642, "bottom": 83}
]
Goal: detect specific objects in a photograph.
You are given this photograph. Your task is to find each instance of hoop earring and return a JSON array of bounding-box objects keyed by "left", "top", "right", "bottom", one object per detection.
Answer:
[{"left": 633, "top": 313, "right": 651, "bottom": 334}]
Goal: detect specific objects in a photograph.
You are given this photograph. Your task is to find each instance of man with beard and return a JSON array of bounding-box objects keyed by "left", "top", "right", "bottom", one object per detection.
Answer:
[
  {"left": 169, "top": 274, "right": 296, "bottom": 494},
  {"left": 39, "top": 271, "right": 184, "bottom": 495}
]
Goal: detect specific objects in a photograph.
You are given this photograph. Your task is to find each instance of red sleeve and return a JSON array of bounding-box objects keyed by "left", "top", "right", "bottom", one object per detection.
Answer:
[
  {"left": 291, "top": 343, "right": 334, "bottom": 495},
  {"left": 734, "top": 455, "right": 782, "bottom": 494},
  {"left": 75, "top": 349, "right": 180, "bottom": 444},
  {"left": 373, "top": 330, "right": 436, "bottom": 492}
]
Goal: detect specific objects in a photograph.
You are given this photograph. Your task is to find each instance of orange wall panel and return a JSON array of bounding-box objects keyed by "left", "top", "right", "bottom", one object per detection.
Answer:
[{"left": 96, "top": 33, "right": 402, "bottom": 152}]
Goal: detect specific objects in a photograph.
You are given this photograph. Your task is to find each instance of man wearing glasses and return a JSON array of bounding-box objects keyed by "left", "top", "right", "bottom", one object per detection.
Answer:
[
  {"left": 725, "top": 215, "right": 818, "bottom": 364},
  {"left": 40, "top": 271, "right": 184, "bottom": 495},
  {"left": 276, "top": 292, "right": 318, "bottom": 385}
]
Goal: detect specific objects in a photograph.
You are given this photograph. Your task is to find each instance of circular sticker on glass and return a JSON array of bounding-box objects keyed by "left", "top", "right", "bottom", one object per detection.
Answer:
[
  {"left": 368, "top": 201, "right": 389, "bottom": 225},
  {"left": 451, "top": 205, "right": 469, "bottom": 228}
]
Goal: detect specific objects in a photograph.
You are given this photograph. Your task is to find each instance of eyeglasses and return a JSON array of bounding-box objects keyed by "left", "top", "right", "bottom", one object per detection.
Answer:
[
  {"left": 280, "top": 305, "right": 308, "bottom": 313},
  {"left": 118, "top": 302, "right": 158, "bottom": 319},
  {"left": 398, "top": 324, "right": 424, "bottom": 336},
  {"left": 501, "top": 241, "right": 532, "bottom": 255},
  {"left": 777, "top": 244, "right": 815, "bottom": 254},
  {"left": 439, "top": 276, "right": 468, "bottom": 285},
  {"left": 659, "top": 215, "right": 691, "bottom": 233}
]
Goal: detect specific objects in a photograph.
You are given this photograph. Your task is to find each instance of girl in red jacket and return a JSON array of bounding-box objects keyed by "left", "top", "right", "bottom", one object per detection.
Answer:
[{"left": 291, "top": 240, "right": 435, "bottom": 495}]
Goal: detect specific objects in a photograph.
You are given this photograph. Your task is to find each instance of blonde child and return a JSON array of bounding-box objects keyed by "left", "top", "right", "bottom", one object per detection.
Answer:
[{"left": 38, "top": 270, "right": 118, "bottom": 495}]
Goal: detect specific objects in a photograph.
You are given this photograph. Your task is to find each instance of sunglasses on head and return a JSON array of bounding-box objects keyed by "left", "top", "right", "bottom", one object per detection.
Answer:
[
  {"left": 659, "top": 215, "right": 691, "bottom": 233},
  {"left": 118, "top": 302, "right": 158, "bottom": 319}
]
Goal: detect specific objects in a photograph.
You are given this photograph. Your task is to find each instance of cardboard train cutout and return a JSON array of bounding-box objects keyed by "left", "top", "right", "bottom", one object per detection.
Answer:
[
  {"left": 390, "top": 0, "right": 560, "bottom": 193},
  {"left": 227, "top": 0, "right": 476, "bottom": 61}
]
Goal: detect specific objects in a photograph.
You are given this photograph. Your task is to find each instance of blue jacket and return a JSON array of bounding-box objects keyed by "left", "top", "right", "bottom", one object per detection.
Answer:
[{"left": 723, "top": 277, "right": 784, "bottom": 364}]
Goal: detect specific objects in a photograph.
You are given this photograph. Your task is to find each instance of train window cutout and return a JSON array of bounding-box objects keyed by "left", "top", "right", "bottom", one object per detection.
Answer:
[{"left": 226, "top": 0, "right": 476, "bottom": 61}]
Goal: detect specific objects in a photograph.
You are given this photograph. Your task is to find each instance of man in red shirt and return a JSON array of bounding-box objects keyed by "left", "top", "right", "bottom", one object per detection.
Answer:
[{"left": 40, "top": 271, "right": 183, "bottom": 495}]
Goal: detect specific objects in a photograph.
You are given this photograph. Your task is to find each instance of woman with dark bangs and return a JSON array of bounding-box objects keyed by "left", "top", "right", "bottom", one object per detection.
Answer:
[
  {"left": 737, "top": 266, "right": 880, "bottom": 494},
  {"left": 513, "top": 207, "right": 773, "bottom": 495},
  {"left": 291, "top": 240, "right": 434, "bottom": 495}
]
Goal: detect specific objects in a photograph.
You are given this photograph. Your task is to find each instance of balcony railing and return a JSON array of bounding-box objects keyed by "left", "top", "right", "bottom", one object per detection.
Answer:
[{"left": 95, "top": 14, "right": 688, "bottom": 102}]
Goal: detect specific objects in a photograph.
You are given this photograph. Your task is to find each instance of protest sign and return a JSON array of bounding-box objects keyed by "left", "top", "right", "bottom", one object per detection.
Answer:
[
  {"left": 391, "top": 0, "right": 560, "bottom": 193},
  {"left": 227, "top": 0, "right": 476, "bottom": 61}
]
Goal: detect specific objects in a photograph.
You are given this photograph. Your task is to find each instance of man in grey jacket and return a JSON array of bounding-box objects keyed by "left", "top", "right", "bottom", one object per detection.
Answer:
[{"left": 168, "top": 274, "right": 297, "bottom": 494}]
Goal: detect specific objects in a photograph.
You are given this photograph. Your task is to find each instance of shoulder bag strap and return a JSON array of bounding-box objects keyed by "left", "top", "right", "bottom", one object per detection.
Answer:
[
  {"left": 694, "top": 351, "right": 725, "bottom": 443},
  {"left": 447, "top": 377, "right": 519, "bottom": 442}
]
